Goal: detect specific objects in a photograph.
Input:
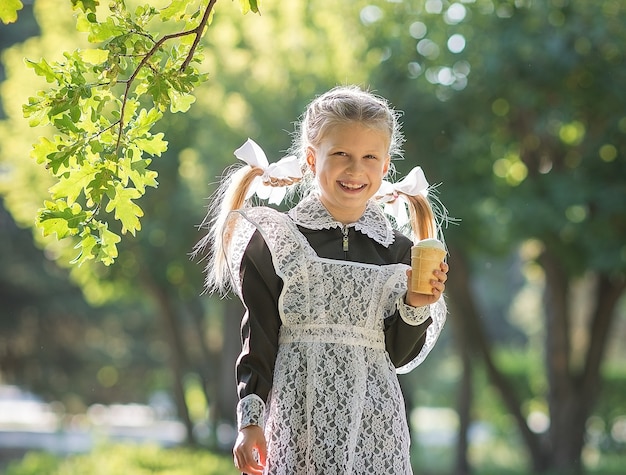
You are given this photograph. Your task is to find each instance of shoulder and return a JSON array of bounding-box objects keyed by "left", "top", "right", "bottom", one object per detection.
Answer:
[
  {"left": 390, "top": 229, "right": 413, "bottom": 262},
  {"left": 236, "top": 205, "right": 285, "bottom": 221},
  {"left": 392, "top": 229, "right": 413, "bottom": 248}
]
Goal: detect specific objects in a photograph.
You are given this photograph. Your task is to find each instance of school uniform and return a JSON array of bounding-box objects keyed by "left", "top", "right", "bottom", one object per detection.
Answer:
[{"left": 228, "top": 194, "right": 447, "bottom": 475}]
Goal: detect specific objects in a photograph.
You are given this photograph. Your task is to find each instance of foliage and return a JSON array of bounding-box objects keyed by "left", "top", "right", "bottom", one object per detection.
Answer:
[
  {"left": 0, "top": 0, "right": 377, "bottom": 430},
  {"left": 368, "top": 0, "right": 626, "bottom": 273},
  {"left": 361, "top": 0, "right": 625, "bottom": 472},
  {"left": 2, "top": 0, "right": 625, "bottom": 472},
  {"left": 5, "top": 444, "right": 238, "bottom": 475},
  {"left": 22, "top": 0, "right": 259, "bottom": 267},
  {"left": 0, "top": 0, "right": 23, "bottom": 25}
]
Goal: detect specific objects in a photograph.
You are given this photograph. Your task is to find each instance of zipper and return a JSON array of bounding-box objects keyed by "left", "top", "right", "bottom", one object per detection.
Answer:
[{"left": 342, "top": 225, "right": 349, "bottom": 255}]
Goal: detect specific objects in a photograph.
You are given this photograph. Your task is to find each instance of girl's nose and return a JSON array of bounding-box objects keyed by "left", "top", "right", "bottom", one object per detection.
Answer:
[{"left": 345, "top": 157, "right": 362, "bottom": 174}]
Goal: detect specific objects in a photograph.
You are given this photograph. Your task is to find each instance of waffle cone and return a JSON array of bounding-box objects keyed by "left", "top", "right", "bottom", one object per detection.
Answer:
[{"left": 411, "top": 246, "right": 447, "bottom": 295}]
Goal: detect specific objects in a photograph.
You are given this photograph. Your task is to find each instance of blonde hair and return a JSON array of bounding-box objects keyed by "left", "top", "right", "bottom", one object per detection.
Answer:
[
  {"left": 193, "top": 164, "right": 301, "bottom": 294},
  {"left": 291, "top": 85, "right": 404, "bottom": 187},
  {"left": 195, "top": 85, "right": 441, "bottom": 293},
  {"left": 293, "top": 85, "right": 437, "bottom": 241}
]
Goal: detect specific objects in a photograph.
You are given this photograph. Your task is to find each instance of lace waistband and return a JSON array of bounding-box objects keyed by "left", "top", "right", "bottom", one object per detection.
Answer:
[{"left": 279, "top": 324, "right": 385, "bottom": 350}]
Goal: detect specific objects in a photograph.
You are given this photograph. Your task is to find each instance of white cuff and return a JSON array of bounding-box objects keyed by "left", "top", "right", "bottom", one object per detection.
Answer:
[
  {"left": 237, "top": 394, "right": 266, "bottom": 430},
  {"left": 397, "top": 296, "right": 431, "bottom": 326}
]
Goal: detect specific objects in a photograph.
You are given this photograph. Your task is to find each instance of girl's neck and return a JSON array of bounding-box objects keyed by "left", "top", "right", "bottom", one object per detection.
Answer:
[{"left": 318, "top": 196, "right": 366, "bottom": 225}]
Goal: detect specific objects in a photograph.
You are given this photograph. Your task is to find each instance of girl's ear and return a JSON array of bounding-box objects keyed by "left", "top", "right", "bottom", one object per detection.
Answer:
[
  {"left": 383, "top": 155, "right": 391, "bottom": 176},
  {"left": 306, "top": 147, "right": 316, "bottom": 173}
]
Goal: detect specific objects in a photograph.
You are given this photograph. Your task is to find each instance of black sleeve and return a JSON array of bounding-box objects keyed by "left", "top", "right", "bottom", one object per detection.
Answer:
[
  {"left": 384, "top": 316, "right": 431, "bottom": 368},
  {"left": 383, "top": 238, "right": 433, "bottom": 368},
  {"left": 235, "top": 230, "right": 283, "bottom": 402}
]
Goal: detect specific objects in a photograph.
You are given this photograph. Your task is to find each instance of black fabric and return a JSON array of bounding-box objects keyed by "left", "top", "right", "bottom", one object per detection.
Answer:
[{"left": 237, "top": 225, "right": 431, "bottom": 402}]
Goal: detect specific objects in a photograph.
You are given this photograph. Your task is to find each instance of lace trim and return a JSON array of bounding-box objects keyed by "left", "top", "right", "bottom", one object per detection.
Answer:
[
  {"left": 396, "top": 296, "right": 448, "bottom": 374},
  {"left": 288, "top": 194, "right": 396, "bottom": 247},
  {"left": 237, "top": 393, "right": 266, "bottom": 430},
  {"left": 279, "top": 324, "right": 385, "bottom": 350},
  {"left": 396, "top": 298, "right": 431, "bottom": 326}
]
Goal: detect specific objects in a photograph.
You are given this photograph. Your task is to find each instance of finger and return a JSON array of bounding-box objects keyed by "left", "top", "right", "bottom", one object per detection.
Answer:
[
  {"left": 430, "top": 279, "right": 444, "bottom": 294},
  {"left": 236, "top": 456, "right": 264, "bottom": 475},
  {"left": 239, "top": 446, "right": 266, "bottom": 475},
  {"left": 257, "top": 439, "right": 268, "bottom": 465}
]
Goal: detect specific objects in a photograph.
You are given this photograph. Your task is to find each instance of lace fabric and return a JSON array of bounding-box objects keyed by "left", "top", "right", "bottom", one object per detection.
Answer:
[
  {"left": 288, "top": 193, "right": 396, "bottom": 247},
  {"left": 226, "top": 197, "right": 446, "bottom": 474},
  {"left": 237, "top": 394, "right": 266, "bottom": 430},
  {"left": 396, "top": 296, "right": 447, "bottom": 374}
]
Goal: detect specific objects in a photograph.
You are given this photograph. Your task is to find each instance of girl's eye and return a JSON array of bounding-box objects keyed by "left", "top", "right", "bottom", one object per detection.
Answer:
[{"left": 365, "top": 155, "right": 377, "bottom": 160}]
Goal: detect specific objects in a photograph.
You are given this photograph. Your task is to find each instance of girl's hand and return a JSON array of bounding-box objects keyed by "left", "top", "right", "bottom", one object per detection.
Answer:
[
  {"left": 405, "top": 261, "right": 449, "bottom": 307},
  {"left": 233, "top": 425, "right": 267, "bottom": 475}
]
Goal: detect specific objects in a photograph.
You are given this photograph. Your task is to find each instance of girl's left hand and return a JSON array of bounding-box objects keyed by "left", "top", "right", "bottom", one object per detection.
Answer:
[{"left": 405, "top": 261, "right": 449, "bottom": 307}]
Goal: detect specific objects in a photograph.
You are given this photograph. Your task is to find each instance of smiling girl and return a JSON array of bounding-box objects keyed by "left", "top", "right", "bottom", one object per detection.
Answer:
[{"left": 196, "top": 85, "right": 449, "bottom": 474}]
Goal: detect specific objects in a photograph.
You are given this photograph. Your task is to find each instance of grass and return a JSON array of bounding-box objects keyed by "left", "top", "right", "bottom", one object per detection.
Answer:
[{"left": 4, "top": 444, "right": 239, "bottom": 475}]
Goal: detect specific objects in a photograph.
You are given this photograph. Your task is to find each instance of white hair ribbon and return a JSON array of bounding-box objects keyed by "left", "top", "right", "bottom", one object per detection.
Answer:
[
  {"left": 234, "top": 138, "right": 302, "bottom": 205},
  {"left": 376, "top": 167, "right": 429, "bottom": 225}
]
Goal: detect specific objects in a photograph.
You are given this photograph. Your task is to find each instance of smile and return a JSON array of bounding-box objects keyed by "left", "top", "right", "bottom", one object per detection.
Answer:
[{"left": 339, "top": 181, "right": 366, "bottom": 190}]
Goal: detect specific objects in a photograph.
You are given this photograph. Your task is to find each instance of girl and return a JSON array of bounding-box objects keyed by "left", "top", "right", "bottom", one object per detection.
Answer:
[{"left": 196, "top": 86, "right": 448, "bottom": 474}]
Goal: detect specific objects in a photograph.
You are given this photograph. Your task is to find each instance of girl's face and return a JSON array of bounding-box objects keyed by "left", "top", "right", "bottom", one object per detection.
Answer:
[{"left": 307, "top": 122, "right": 390, "bottom": 224}]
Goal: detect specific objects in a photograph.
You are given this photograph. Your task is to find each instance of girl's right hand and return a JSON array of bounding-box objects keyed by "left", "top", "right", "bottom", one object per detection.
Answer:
[{"left": 233, "top": 425, "right": 267, "bottom": 475}]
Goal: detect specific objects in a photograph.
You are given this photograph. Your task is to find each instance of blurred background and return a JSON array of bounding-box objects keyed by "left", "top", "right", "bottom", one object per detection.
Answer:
[{"left": 0, "top": 0, "right": 624, "bottom": 474}]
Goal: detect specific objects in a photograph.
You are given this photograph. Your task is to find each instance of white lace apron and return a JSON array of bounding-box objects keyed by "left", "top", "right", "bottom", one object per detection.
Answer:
[{"left": 227, "top": 206, "right": 418, "bottom": 474}]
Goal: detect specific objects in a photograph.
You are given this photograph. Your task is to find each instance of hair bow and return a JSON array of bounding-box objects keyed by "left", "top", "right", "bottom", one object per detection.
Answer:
[
  {"left": 234, "top": 138, "right": 302, "bottom": 205},
  {"left": 376, "top": 167, "right": 429, "bottom": 225}
]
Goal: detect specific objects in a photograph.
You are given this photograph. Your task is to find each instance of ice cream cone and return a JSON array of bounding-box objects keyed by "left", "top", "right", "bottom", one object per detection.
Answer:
[{"left": 411, "top": 239, "right": 447, "bottom": 295}]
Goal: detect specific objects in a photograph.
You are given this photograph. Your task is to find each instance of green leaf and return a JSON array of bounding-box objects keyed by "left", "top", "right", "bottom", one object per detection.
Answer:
[
  {"left": 71, "top": 0, "right": 99, "bottom": 13},
  {"left": 160, "top": 0, "right": 189, "bottom": 21},
  {"left": 71, "top": 231, "right": 97, "bottom": 265},
  {"left": 80, "top": 48, "right": 110, "bottom": 65},
  {"left": 146, "top": 75, "right": 171, "bottom": 109},
  {"left": 47, "top": 144, "right": 82, "bottom": 175},
  {"left": 131, "top": 108, "right": 163, "bottom": 138},
  {"left": 105, "top": 184, "right": 144, "bottom": 235},
  {"left": 98, "top": 225, "right": 121, "bottom": 265},
  {"left": 38, "top": 200, "right": 87, "bottom": 239},
  {"left": 239, "top": 0, "right": 260, "bottom": 14},
  {"left": 31, "top": 137, "right": 58, "bottom": 165},
  {"left": 49, "top": 165, "right": 97, "bottom": 205},
  {"left": 24, "top": 58, "right": 58, "bottom": 83},
  {"left": 128, "top": 158, "right": 159, "bottom": 193},
  {"left": 0, "top": 0, "right": 22, "bottom": 24},
  {"left": 168, "top": 89, "right": 196, "bottom": 113},
  {"left": 85, "top": 16, "right": 126, "bottom": 42},
  {"left": 134, "top": 133, "right": 167, "bottom": 156},
  {"left": 86, "top": 168, "right": 114, "bottom": 205}
]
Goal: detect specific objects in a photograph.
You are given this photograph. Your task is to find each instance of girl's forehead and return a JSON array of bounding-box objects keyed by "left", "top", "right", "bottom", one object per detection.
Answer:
[
  {"left": 319, "top": 121, "right": 391, "bottom": 144},
  {"left": 316, "top": 123, "right": 390, "bottom": 154}
]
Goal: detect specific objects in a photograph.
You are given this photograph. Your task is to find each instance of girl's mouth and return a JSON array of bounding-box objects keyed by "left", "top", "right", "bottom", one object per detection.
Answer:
[{"left": 339, "top": 181, "right": 366, "bottom": 191}]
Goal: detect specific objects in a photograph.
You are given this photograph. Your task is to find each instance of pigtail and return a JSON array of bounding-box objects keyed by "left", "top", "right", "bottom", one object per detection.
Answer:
[
  {"left": 194, "top": 136, "right": 303, "bottom": 295},
  {"left": 193, "top": 164, "right": 264, "bottom": 294},
  {"left": 403, "top": 192, "right": 436, "bottom": 241}
]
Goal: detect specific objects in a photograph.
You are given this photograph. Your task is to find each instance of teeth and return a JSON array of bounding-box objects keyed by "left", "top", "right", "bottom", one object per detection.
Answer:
[{"left": 340, "top": 182, "right": 365, "bottom": 190}]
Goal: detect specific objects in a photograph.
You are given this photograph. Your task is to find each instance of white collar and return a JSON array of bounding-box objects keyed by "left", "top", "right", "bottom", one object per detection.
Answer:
[{"left": 288, "top": 194, "right": 395, "bottom": 247}]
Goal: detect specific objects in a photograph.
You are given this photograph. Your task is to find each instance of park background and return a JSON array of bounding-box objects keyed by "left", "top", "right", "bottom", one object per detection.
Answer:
[{"left": 0, "top": 0, "right": 625, "bottom": 474}]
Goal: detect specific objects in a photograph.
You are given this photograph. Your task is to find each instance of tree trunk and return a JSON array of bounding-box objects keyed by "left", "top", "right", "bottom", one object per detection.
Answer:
[
  {"left": 455, "top": 327, "right": 473, "bottom": 475},
  {"left": 186, "top": 300, "right": 216, "bottom": 392},
  {"left": 540, "top": 250, "right": 580, "bottom": 471},
  {"left": 446, "top": 266, "right": 472, "bottom": 475},
  {"left": 541, "top": 253, "right": 626, "bottom": 474},
  {"left": 142, "top": 276, "right": 196, "bottom": 445},
  {"left": 446, "top": 248, "right": 549, "bottom": 471},
  {"left": 218, "top": 298, "right": 243, "bottom": 427}
]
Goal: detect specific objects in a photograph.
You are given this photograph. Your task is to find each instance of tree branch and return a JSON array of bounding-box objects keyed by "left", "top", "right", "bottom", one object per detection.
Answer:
[{"left": 116, "top": 0, "right": 219, "bottom": 152}]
